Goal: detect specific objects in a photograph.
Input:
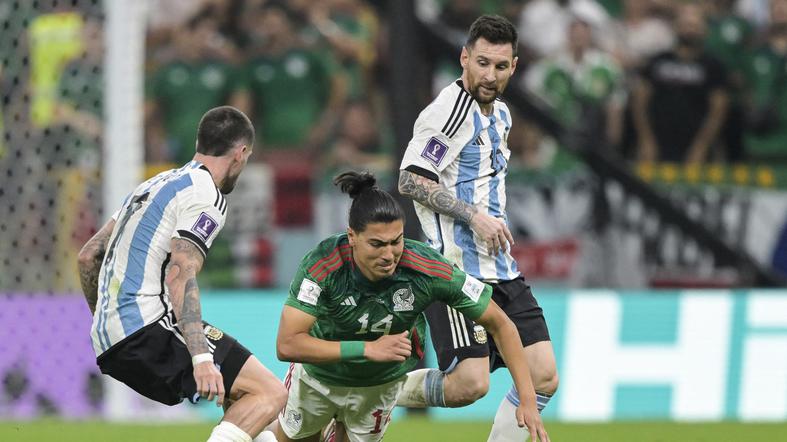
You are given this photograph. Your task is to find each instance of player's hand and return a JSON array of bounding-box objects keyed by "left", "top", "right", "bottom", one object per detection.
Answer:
[
  {"left": 365, "top": 331, "right": 411, "bottom": 362},
  {"left": 469, "top": 212, "right": 514, "bottom": 256},
  {"left": 193, "top": 360, "right": 225, "bottom": 407},
  {"left": 516, "top": 403, "right": 549, "bottom": 442}
]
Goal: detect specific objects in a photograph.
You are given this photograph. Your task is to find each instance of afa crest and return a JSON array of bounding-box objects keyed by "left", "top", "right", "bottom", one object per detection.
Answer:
[
  {"left": 473, "top": 325, "right": 487, "bottom": 344},
  {"left": 203, "top": 325, "right": 224, "bottom": 341}
]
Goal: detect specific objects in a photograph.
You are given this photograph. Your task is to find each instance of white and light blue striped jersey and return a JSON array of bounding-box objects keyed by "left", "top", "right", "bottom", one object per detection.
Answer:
[
  {"left": 90, "top": 160, "right": 228, "bottom": 356},
  {"left": 400, "top": 79, "right": 520, "bottom": 283}
]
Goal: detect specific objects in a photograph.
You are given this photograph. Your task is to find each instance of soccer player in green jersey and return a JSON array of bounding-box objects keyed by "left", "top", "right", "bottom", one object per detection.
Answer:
[{"left": 271, "top": 171, "right": 549, "bottom": 442}]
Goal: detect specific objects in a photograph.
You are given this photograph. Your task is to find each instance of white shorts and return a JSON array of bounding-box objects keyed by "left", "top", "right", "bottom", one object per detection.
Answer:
[{"left": 279, "top": 363, "right": 405, "bottom": 442}]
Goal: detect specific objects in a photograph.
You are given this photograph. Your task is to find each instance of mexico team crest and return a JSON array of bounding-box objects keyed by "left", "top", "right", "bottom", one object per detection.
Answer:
[
  {"left": 392, "top": 288, "right": 414, "bottom": 312},
  {"left": 203, "top": 325, "right": 224, "bottom": 341},
  {"left": 285, "top": 409, "right": 302, "bottom": 432}
]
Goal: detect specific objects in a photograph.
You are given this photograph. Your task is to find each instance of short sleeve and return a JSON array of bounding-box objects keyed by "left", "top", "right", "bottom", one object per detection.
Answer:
[
  {"left": 434, "top": 265, "right": 492, "bottom": 321},
  {"left": 284, "top": 258, "right": 324, "bottom": 318},
  {"left": 400, "top": 93, "right": 465, "bottom": 182},
  {"left": 173, "top": 180, "right": 226, "bottom": 258}
]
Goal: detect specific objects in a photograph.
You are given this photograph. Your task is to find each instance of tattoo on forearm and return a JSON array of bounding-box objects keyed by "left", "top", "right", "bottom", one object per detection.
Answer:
[
  {"left": 399, "top": 171, "right": 477, "bottom": 223},
  {"left": 78, "top": 228, "right": 112, "bottom": 314},
  {"left": 180, "top": 277, "right": 209, "bottom": 356}
]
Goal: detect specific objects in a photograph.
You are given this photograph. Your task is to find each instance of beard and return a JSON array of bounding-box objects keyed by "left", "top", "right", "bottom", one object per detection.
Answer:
[
  {"left": 220, "top": 172, "right": 240, "bottom": 194},
  {"left": 470, "top": 83, "right": 500, "bottom": 104}
]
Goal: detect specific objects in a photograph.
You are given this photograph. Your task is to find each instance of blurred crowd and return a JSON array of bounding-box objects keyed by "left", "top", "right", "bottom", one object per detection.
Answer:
[
  {"left": 143, "top": 0, "right": 787, "bottom": 182},
  {"left": 143, "top": 0, "right": 393, "bottom": 185}
]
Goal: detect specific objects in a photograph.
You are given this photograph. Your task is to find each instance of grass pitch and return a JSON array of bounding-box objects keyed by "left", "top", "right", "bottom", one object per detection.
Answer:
[{"left": 1, "top": 419, "right": 786, "bottom": 441}]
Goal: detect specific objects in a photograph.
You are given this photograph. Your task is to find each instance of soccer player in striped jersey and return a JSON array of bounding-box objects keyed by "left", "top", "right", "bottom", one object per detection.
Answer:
[
  {"left": 398, "top": 15, "right": 559, "bottom": 442},
  {"left": 271, "top": 171, "right": 548, "bottom": 442},
  {"left": 77, "top": 106, "right": 286, "bottom": 442}
]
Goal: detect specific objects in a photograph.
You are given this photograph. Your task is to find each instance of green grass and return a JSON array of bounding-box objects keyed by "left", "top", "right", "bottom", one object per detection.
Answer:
[{"left": 2, "top": 419, "right": 786, "bottom": 441}]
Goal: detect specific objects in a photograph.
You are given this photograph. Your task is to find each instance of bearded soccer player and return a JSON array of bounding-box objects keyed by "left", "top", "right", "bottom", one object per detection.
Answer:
[
  {"left": 77, "top": 106, "right": 286, "bottom": 442},
  {"left": 398, "top": 15, "right": 559, "bottom": 442}
]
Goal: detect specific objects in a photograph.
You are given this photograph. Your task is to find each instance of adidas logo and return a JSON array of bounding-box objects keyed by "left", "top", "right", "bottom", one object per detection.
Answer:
[{"left": 341, "top": 297, "right": 357, "bottom": 307}]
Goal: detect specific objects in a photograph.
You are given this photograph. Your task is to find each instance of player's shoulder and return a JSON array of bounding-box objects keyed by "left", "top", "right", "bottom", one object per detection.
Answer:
[
  {"left": 183, "top": 162, "right": 226, "bottom": 211},
  {"left": 300, "top": 233, "right": 352, "bottom": 282},
  {"left": 416, "top": 79, "right": 473, "bottom": 138},
  {"left": 398, "top": 238, "right": 454, "bottom": 281}
]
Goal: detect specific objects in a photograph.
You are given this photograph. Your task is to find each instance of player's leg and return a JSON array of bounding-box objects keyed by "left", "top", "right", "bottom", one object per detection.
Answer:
[
  {"left": 341, "top": 377, "right": 404, "bottom": 442},
  {"left": 211, "top": 356, "right": 288, "bottom": 441},
  {"left": 487, "top": 280, "right": 558, "bottom": 442},
  {"left": 201, "top": 323, "right": 287, "bottom": 442},
  {"left": 275, "top": 363, "right": 341, "bottom": 442},
  {"left": 397, "top": 302, "right": 491, "bottom": 408}
]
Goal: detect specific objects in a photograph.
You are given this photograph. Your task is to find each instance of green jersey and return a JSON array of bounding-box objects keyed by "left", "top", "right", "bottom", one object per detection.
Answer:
[{"left": 286, "top": 234, "right": 492, "bottom": 387}]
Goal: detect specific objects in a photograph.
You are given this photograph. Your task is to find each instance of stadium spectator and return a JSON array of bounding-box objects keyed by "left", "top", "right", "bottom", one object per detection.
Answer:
[
  {"left": 632, "top": 2, "right": 729, "bottom": 163},
  {"left": 77, "top": 106, "right": 286, "bottom": 442},
  {"left": 397, "top": 15, "right": 558, "bottom": 442},
  {"left": 233, "top": 1, "right": 347, "bottom": 154},
  {"left": 702, "top": 0, "right": 754, "bottom": 161},
  {"left": 314, "top": 98, "right": 393, "bottom": 239},
  {"left": 519, "top": 0, "right": 615, "bottom": 58},
  {"left": 306, "top": 0, "right": 381, "bottom": 99},
  {"left": 145, "top": 9, "right": 243, "bottom": 164},
  {"left": 741, "top": 0, "right": 787, "bottom": 163},
  {"left": 272, "top": 171, "right": 548, "bottom": 442},
  {"left": 525, "top": 16, "right": 626, "bottom": 148},
  {"left": 613, "top": 0, "right": 675, "bottom": 71}
]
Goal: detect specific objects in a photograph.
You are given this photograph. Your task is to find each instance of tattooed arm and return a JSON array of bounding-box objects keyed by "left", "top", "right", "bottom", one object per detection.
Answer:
[
  {"left": 166, "top": 237, "right": 225, "bottom": 405},
  {"left": 77, "top": 219, "right": 116, "bottom": 315},
  {"left": 398, "top": 169, "right": 514, "bottom": 256}
]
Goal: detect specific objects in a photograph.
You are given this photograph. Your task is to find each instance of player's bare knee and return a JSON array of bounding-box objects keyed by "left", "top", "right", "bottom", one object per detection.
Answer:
[
  {"left": 535, "top": 368, "right": 559, "bottom": 395},
  {"left": 447, "top": 376, "right": 488, "bottom": 406}
]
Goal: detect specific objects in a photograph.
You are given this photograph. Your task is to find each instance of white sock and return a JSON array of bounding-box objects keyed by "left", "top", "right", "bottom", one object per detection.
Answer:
[
  {"left": 207, "top": 421, "right": 252, "bottom": 442},
  {"left": 487, "top": 395, "right": 528, "bottom": 442},
  {"left": 488, "top": 387, "right": 552, "bottom": 442},
  {"left": 252, "top": 430, "right": 278, "bottom": 442},
  {"left": 396, "top": 368, "right": 445, "bottom": 408}
]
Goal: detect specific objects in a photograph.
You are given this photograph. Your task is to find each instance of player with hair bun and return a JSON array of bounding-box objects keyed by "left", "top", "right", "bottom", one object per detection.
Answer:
[{"left": 272, "top": 171, "right": 548, "bottom": 442}]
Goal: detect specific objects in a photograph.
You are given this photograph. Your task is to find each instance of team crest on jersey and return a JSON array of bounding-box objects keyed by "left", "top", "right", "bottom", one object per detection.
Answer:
[
  {"left": 203, "top": 325, "right": 223, "bottom": 341},
  {"left": 392, "top": 287, "right": 414, "bottom": 312},
  {"left": 421, "top": 137, "right": 449, "bottom": 167},
  {"left": 473, "top": 324, "right": 488, "bottom": 344},
  {"left": 285, "top": 409, "right": 302, "bottom": 432},
  {"left": 192, "top": 212, "right": 218, "bottom": 241},
  {"left": 297, "top": 279, "right": 321, "bottom": 305}
]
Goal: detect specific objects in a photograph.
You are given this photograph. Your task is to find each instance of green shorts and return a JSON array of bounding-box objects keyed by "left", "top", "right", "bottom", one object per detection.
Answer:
[{"left": 279, "top": 363, "right": 404, "bottom": 442}]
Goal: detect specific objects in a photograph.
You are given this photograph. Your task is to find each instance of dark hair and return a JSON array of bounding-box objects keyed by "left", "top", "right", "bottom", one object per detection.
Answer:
[
  {"left": 466, "top": 15, "right": 518, "bottom": 56},
  {"left": 333, "top": 171, "right": 405, "bottom": 232},
  {"left": 196, "top": 106, "right": 254, "bottom": 156}
]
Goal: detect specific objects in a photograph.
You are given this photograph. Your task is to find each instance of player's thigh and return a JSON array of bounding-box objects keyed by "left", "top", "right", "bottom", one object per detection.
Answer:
[
  {"left": 341, "top": 378, "right": 404, "bottom": 442},
  {"left": 228, "top": 354, "right": 283, "bottom": 401},
  {"left": 279, "top": 363, "right": 339, "bottom": 440},
  {"left": 524, "top": 340, "right": 558, "bottom": 390},
  {"left": 424, "top": 301, "right": 490, "bottom": 371},
  {"left": 96, "top": 320, "right": 189, "bottom": 405}
]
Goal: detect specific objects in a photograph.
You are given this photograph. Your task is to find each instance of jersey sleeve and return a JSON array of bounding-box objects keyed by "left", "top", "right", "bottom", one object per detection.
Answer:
[
  {"left": 284, "top": 255, "right": 325, "bottom": 318},
  {"left": 172, "top": 178, "right": 226, "bottom": 258},
  {"left": 400, "top": 92, "right": 465, "bottom": 182},
  {"left": 434, "top": 263, "right": 492, "bottom": 321}
]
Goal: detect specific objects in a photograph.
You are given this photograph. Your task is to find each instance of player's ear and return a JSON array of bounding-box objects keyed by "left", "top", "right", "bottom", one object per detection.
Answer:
[
  {"left": 460, "top": 46, "right": 469, "bottom": 68},
  {"left": 347, "top": 227, "right": 356, "bottom": 246},
  {"left": 512, "top": 56, "right": 518, "bottom": 74}
]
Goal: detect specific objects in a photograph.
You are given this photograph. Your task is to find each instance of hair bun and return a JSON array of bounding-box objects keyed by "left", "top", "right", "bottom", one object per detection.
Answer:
[{"left": 333, "top": 171, "right": 377, "bottom": 199}]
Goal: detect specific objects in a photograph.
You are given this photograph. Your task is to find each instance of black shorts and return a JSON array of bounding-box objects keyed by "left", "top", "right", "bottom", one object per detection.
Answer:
[
  {"left": 96, "top": 313, "right": 252, "bottom": 406},
  {"left": 425, "top": 277, "right": 550, "bottom": 373}
]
